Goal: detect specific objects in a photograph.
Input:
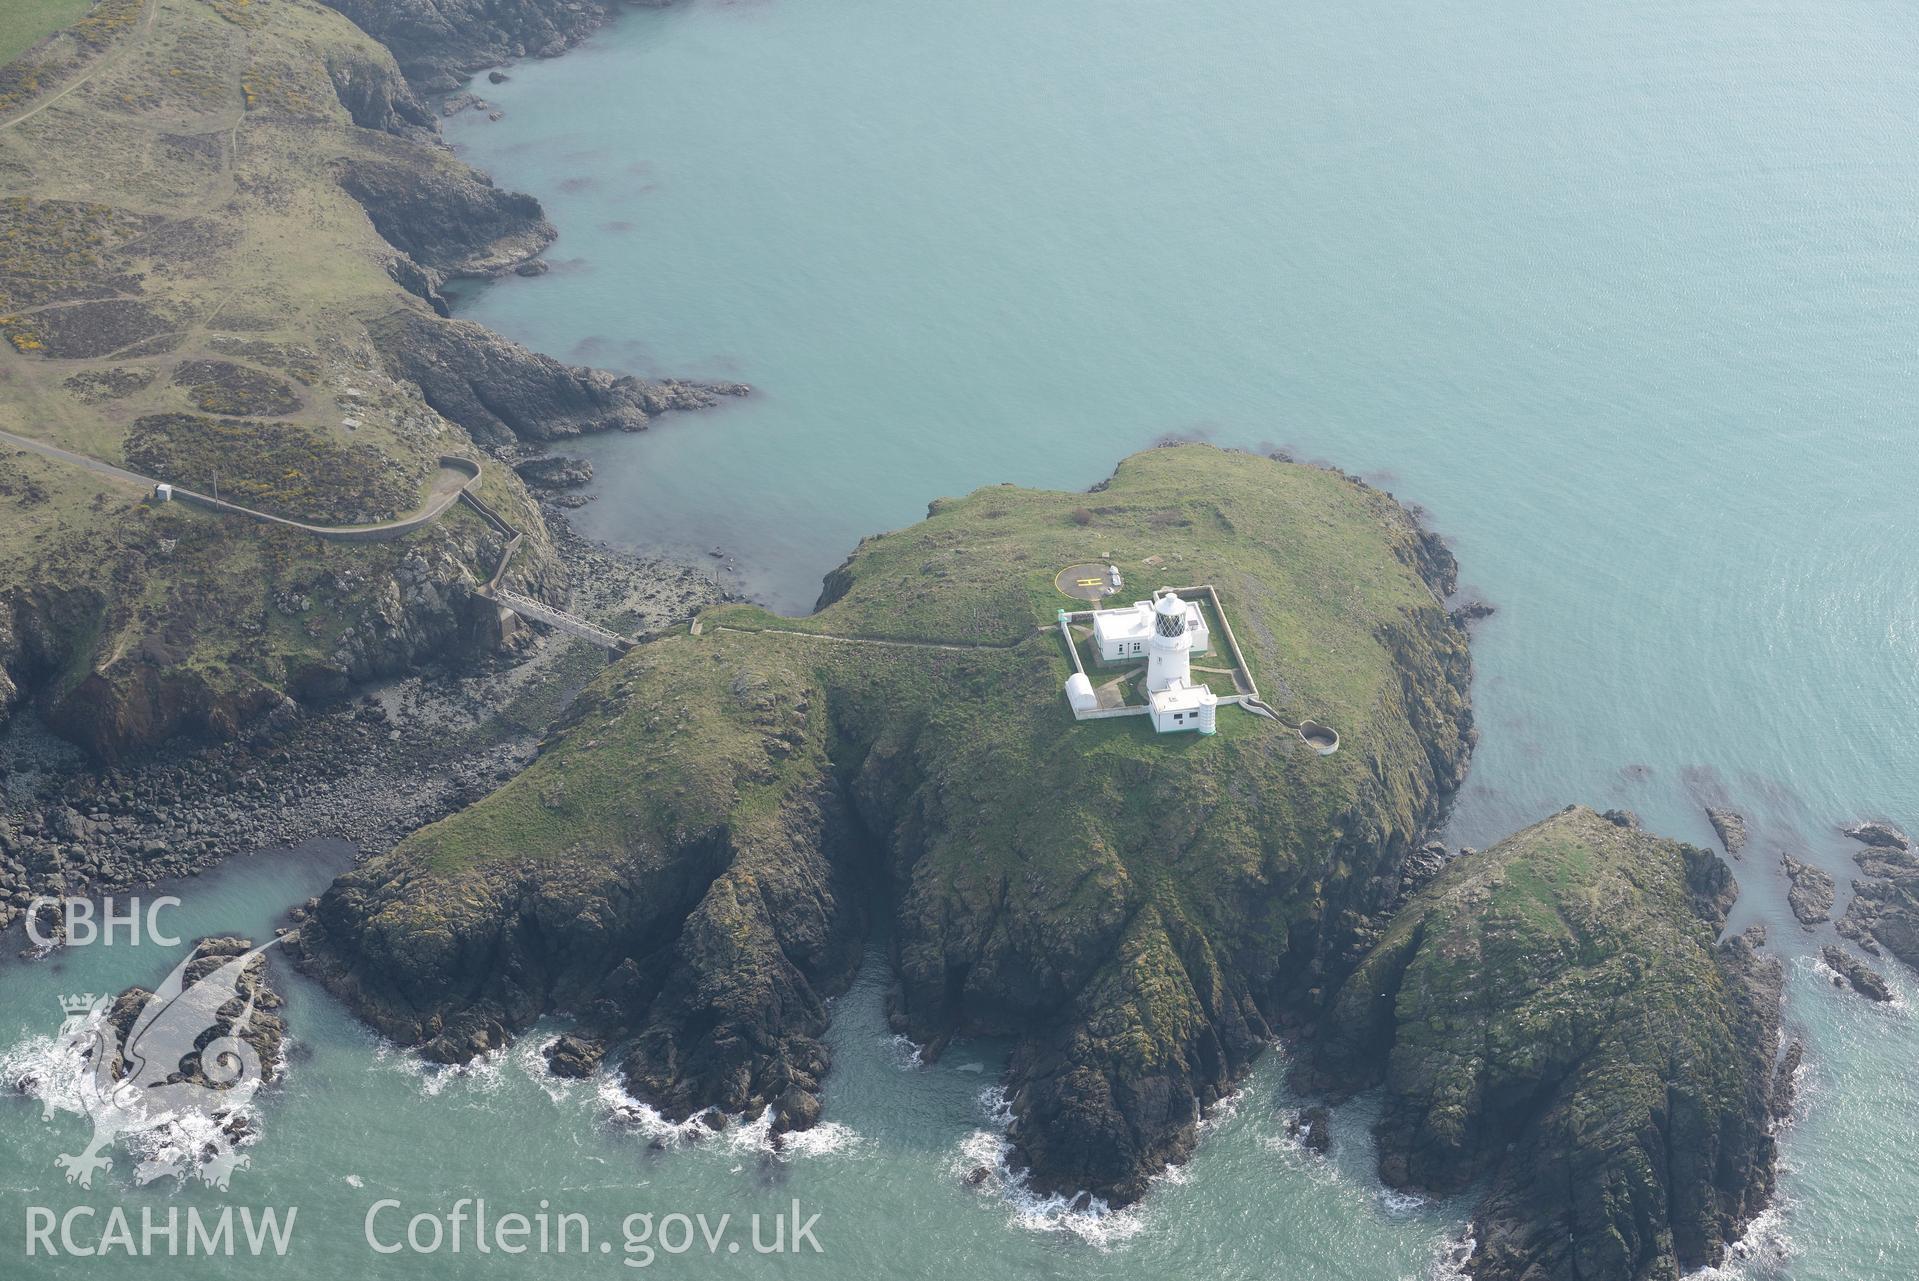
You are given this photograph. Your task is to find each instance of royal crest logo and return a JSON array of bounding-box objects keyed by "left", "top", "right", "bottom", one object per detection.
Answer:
[{"left": 41, "top": 937, "right": 283, "bottom": 1191}]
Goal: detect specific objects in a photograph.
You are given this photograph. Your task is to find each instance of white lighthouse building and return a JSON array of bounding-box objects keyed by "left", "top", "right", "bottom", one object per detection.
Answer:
[
  {"left": 1069, "top": 591, "right": 1218, "bottom": 734},
  {"left": 1142, "top": 594, "right": 1216, "bottom": 733},
  {"left": 1145, "top": 594, "right": 1192, "bottom": 692}
]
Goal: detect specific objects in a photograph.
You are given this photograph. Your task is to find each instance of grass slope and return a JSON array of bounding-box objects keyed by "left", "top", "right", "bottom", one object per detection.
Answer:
[{"left": 0, "top": 0, "right": 93, "bottom": 65}]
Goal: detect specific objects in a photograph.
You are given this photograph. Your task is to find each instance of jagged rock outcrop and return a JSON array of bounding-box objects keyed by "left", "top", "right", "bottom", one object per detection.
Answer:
[
  {"left": 1822, "top": 945, "right": 1891, "bottom": 1002},
  {"left": 1707, "top": 806, "right": 1749, "bottom": 856},
  {"left": 7, "top": 516, "right": 549, "bottom": 762},
  {"left": 544, "top": 1034, "right": 606, "bottom": 1078},
  {"left": 336, "top": 154, "right": 554, "bottom": 283},
  {"left": 1307, "top": 807, "right": 1784, "bottom": 1281},
  {"left": 1843, "top": 819, "right": 1910, "bottom": 850},
  {"left": 106, "top": 937, "right": 287, "bottom": 1086},
  {"left": 324, "top": 46, "right": 436, "bottom": 137},
  {"left": 1838, "top": 844, "right": 1919, "bottom": 971},
  {"left": 372, "top": 311, "right": 747, "bottom": 448},
  {"left": 298, "top": 649, "right": 866, "bottom": 1133},
  {"left": 1288, "top": 1105, "right": 1332, "bottom": 1155},
  {"left": 297, "top": 446, "right": 1475, "bottom": 1200},
  {"left": 514, "top": 455, "right": 594, "bottom": 489},
  {"left": 1783, "top": 854, "right": 1835, "bottom": 926},
  {"left": 0, "top": 584, "right": 107, "bottom": 733},
  {"left": 319, "top": 0, "right": 638, "bottom": 93}
]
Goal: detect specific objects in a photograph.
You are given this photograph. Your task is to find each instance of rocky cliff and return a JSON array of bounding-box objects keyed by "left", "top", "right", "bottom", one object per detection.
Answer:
[
  {"left": 319, "top": 0, "right": 638, "bottom": 93},
  {"left": 296, "top": 444, "right": 1476, "bottom": 1201},
  {"left": 1307, "top": 806, "right": 1785, "bottom": 1281},
  {"left": 0, "top": 0, "right": 718, "bottom": 759},
  {"left": 369, "top": 312, "right": 748, "bottom": 449}
]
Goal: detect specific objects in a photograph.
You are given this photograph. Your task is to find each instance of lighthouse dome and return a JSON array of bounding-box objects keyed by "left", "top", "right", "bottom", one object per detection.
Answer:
[{"left": 1153, "top": 593, "right": 1188, "bottom": 638}]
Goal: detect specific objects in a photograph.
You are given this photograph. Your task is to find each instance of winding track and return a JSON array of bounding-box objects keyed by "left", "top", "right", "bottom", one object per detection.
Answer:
[
  {"left": 0, "top": 0, "right": 161, "bottom": 135},
  {"left": 0, "top": 426, "right": 479, "bottom": 541},
  {"left": 711, "top": 623, "right": 1042, "bottom": 652}
]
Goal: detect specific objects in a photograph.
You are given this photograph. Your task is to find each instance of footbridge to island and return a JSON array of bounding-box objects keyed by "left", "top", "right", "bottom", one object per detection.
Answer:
[{"left": 456, "top": 486, "right": 637, "bottom": 653}]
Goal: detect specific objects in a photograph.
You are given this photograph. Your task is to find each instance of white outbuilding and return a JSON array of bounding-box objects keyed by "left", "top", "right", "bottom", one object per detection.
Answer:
[
  {"left": 1149, "top": 679, "right": 1217, "bottom": 734},
  {"left": 1089, "top": 594, "right": 1209, "bottom": 665},
  {"left": 1064, "top": 672, "right": 1098, "bottom": 713}
]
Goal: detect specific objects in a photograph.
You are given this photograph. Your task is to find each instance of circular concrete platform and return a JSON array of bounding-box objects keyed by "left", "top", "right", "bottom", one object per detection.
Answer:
[
  {"left": 1298, "top": 719, "right": 1340, "bottom": 755},
  {"left": 1055, "top": 562, "right": 1121, "bottom": 602}
]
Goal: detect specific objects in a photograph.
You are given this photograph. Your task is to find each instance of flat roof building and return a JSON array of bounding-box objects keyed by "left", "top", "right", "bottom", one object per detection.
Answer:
[{"left": 1089, "top": 595, "right": 1209, "bottom": 665}]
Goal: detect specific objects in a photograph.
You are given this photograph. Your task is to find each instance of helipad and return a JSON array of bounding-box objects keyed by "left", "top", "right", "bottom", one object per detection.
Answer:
[{"left": 1055, "top": 562, "right": 1121, "bottom": 602}]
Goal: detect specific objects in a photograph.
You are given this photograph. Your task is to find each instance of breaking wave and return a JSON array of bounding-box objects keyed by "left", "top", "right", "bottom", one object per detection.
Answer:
[
  {"left": 1, "top": 1013, "right": 265, "bottom": 1188},
  {"left": 594, "top": 1077, "right": 863, "bottom": 1161},
  {"left": 946, "top": 1086, "right": 1149, "bottom": 1249}
]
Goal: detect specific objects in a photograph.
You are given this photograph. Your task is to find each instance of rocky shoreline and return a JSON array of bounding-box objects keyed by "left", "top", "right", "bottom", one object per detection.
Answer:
[
  {"left": 1, "top": 513, "right": 721, "bottom": 939},
  {"left": 318, "top": 0, "right": 648, "bottom": 95}
]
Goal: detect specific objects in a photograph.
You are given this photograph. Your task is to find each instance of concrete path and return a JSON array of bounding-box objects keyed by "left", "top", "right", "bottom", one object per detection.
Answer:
[
  {"left": 712, "top": 624, "right": 1041, "bottom": 653},
  {"left": 0, "top": 426, "right": 480, "bottom": 542}
]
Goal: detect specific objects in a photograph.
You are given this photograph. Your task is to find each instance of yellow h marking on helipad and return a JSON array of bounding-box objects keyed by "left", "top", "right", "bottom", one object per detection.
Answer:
[{"left": 1075, "top": 577, "right": 1102, "bottom": 588}]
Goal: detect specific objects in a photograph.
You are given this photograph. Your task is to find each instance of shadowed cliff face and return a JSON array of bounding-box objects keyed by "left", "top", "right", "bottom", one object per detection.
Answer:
[
  {"left": 369, "top": 313, "right": 750, "bottom": 449},
  {"left": 295, "top": 444, "right": 1477, "bottom": 1202},
  {"left": 319, "top": 0, "right": 634, "bottom": 93},
  {"left": 1308, "top": 807, "right": 1785, "bottom": 1281}
]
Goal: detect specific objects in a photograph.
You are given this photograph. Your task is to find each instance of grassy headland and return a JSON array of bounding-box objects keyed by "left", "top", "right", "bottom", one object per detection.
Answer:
[{"left": 298, "top": 443, "right": 1477, "bottom": 1204}]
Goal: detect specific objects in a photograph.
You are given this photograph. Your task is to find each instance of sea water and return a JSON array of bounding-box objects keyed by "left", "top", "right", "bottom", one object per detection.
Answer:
[{"left": 5, "top": 0, "right": 1918, "bottom": 1274}]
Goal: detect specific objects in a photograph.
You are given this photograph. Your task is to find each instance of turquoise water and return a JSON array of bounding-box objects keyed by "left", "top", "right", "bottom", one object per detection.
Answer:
[{"left": 7, "top": 0, "right": 1919, "bottom": 1274}]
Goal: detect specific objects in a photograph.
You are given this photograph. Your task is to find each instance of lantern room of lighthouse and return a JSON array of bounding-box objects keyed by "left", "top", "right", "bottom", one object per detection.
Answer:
[{"left": 1145, "top": 593, "right": 1193, "bottom": 693}]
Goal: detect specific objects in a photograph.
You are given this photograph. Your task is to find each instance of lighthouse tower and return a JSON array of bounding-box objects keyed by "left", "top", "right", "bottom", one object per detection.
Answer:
[{"left": 1144, "top": 594, "right": 1193, "bottom": 693}]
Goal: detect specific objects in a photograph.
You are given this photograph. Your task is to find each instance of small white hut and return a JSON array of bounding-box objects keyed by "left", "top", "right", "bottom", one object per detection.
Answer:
[{"left": 1149, "top": 679, "right": 1217, "bottom": 734}]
